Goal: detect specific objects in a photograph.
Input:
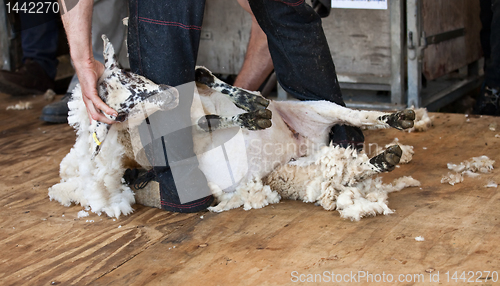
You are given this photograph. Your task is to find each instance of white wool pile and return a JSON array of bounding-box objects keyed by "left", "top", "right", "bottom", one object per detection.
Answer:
[
  {"left": 264, "top": 145, "right": 420, "bottom": 221},
  {"left": 48, "top": 85, "right": 135, "bottom": 218},
  {"left": 440, "top": 172, "right": 464, "bottom": 186},
  {"left": 441, "top": 155, "right": 495, "bottom": 185},
  {"left": 334, "top": 176, "right": 421, "bottom": 221},
  {"left": 208, "top": 179, "right": 281, "bottom": 212},
  {"left": 6, "top": 101, "right": 33, "bottom": 110},
  {"left": 77, "top": 210, "right": 90, "bottom": 218},
  {"left": 484, "top": 182, "right": 498, "bottom": 188},
  {"left": 406, "top": 107, "right": 433, "bottom": 132}
]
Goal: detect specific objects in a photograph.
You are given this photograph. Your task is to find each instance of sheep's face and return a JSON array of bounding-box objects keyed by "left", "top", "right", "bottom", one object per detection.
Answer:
[
  {"left": 97, "top": 34, "right": 179, "bottom": 124},
  {"left": 90, "top": 35, "right": 179, "bottom": 158},
  {"left": 97, "top": 68, "right": 179, "bottom": 123}
]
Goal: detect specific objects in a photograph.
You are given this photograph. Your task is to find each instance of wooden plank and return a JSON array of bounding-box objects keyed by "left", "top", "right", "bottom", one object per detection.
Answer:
[
  {"left": 323, "top": 8, "right": 392, "bottom": 78},
  {"left": 2, "top": 90, "right": 500, "bottom": 285},
  {"left": 197, "top": 0, "right": 252, "bottom": 75},
  {"left": 464, "top": 0, "right": 483, "bottom": 64},
  {"left": 422, "top": 0, "right": 482, "bottom": 80}
]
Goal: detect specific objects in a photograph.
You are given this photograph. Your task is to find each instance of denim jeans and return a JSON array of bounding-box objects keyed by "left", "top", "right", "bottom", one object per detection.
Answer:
[{"left": 19, "top": 3, "right": 59, "bottom": 80}]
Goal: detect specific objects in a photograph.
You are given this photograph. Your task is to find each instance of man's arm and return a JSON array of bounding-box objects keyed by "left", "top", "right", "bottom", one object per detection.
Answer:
[{"left": 61, "top": 0, "right": 116, "bottom": 124}]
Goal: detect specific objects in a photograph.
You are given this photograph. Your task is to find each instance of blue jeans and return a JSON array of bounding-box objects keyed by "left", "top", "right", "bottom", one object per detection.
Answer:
[{"left": 19, "top": 2, "right": 59, "bottom": 80}]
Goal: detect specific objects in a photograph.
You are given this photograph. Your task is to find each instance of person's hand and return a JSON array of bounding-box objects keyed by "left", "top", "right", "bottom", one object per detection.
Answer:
[{"left": 73, "top": 57, "right": 117, "bottom": 124}]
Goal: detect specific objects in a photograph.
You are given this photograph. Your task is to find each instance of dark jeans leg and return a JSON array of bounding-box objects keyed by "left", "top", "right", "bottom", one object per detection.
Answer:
[
  {"left": 248, "top": 0, "right": 343, "bottom": 104},
  {"left": 485, "top": 0, "right": 500, "bottom": 88},
  {"left": 19, "top": 3, "right": 59, "bottom": 80},
  {"left": 128, "top": 0, "right": 213, "bottom": 212},
  {"left": 248, "top": 0, "right": 364, "bottom": 149}
]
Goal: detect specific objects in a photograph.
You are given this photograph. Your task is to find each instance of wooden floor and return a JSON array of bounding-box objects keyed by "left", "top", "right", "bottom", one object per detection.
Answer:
[{"left": 1, "top": 92, "right": 500, "bottom": 286}]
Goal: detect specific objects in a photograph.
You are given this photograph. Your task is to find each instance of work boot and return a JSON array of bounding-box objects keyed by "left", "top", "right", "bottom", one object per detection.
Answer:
[
  {"left": 40, "top": 93, "right": 71, "bottom": 123},
  {"left": 475, "top": 84, "right": 500, "bottom": 116},
  {"left": 0, "top": 59, "right": 55, "bottom": 96}
]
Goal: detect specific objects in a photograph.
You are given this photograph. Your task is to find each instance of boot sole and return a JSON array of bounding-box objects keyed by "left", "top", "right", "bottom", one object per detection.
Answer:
[{"left": 39, "top": 114, "right": 68, "bottom": 124}]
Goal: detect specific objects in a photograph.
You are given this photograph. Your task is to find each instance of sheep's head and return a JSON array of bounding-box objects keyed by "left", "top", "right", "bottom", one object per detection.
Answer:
[{"left": 91, "top": 35, "right": 179, "bottom": 158}]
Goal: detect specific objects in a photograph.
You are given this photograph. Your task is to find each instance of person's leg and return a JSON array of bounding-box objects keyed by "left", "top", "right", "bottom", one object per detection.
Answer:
[
  {"left": 248, "top": 0, "right": 364, "bottom": 149},
  {"left": 128, "top": 0, "right": 213, "bottom": 212},
  {"left": 20, "top": 18, "right": 59, "bottom": 80},
  {"left": 0, "top": 4, "right": 58, "bottom": 95},
  {"left": 233, "top": 0, "right": 274, "bottom": 91}
]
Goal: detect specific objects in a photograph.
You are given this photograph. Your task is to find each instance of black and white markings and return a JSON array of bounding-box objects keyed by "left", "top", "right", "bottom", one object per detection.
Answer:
[{"left": 195, "top": 66, "right": 270, "bottom": 113}]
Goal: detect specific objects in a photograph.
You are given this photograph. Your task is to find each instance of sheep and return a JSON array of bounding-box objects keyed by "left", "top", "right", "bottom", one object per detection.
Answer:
[{"left": 49, "top": 36, "right": 419, "bottom": 220}]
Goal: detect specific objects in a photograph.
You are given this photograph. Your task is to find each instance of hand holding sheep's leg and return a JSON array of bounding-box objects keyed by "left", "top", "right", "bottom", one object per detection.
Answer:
[
  {"left": 378, "top": 109, "right": 415, "bottom": 130},
  {"left": 195, "top": 66, "right": 270, "bottom": 112},
  {"left": 369, "top": 145, "right": 402, "bottom": 172}
]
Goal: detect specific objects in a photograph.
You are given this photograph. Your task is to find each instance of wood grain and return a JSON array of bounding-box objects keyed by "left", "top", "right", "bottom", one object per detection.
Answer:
[{"left": 1, "top": 91, "right": 499, "bottom": 285}]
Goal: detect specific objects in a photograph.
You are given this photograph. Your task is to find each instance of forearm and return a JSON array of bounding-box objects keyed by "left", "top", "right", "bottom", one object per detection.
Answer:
[
  {"left": 61, "top": 0, "right": 94, "bottom": 63},
  {"left": 59, "top": 0, "right": 115, "bottom": 123}
]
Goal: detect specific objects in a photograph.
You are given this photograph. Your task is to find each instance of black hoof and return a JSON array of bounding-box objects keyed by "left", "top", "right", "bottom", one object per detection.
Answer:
[
  {"left": 381, "top": 109, "right": 416, "bottom": 130},
  {"left": 238, "top": 109, "right": 272, "bottom": 130},
  {"left": 195, "top": 67, "right": 215, "bottom": 86},
  {"left": 369, "top": 145, "right": 402, "bottom": 172}
]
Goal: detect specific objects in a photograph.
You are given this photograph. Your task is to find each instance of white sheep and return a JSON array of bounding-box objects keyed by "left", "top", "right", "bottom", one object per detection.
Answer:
[{"left": 49, "top": 36, "right": 419, "bottom": 220}]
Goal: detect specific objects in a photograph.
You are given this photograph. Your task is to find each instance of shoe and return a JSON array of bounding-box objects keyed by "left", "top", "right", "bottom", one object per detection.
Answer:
[
  {"left": 329, "top": 125, "right": 365, "bottom": 151},
  {"left": 40, "top": 93, "right": 71, "bottom": 123},
  {"left": 0, "top": 59, "right": 55, "bottom": 96},
  {"left": 475, "top": 84, "right": 500, "bottom": 116}
]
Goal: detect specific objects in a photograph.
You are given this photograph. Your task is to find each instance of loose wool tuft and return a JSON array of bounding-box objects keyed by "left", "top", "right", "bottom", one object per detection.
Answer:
[
  {"left": 441, "top": 155, "right": 495, "bottom": 185},
  {"left": 48, "top": 85, "right": 135, "bottom": 218}
]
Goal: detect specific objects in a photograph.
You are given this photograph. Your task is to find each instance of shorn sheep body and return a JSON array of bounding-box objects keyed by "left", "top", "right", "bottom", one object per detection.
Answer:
[{"left": 49, "top": 36, "right": 420, "bottom": 220}]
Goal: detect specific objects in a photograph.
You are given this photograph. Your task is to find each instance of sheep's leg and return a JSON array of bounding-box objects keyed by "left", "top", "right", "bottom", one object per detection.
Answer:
[
  {"left": 336, "top": 145, "right": 403, "bottom": 186},
  {"left": 194, "top": 66, "right": 270, "bottom": 112},
  {"left": 275, "top": 101, "right": 415, "bottom": 132},
  {"left": 197, "top": 109, "right": 272, "bottom": 132}
]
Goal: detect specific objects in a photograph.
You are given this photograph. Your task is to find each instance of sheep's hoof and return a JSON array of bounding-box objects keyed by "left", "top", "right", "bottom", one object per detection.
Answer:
[
  {"left": 380, "top": 109, "right": 415, "bottom": 130},
  {"left": 232, "top": 91, "right": 269, "bottom": 113},
  {"left": 369, "top": 145, "right": 402, "bottom": 172},
  {"left": 237, "top": 109, "right": 272, "bottom": 130}
]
